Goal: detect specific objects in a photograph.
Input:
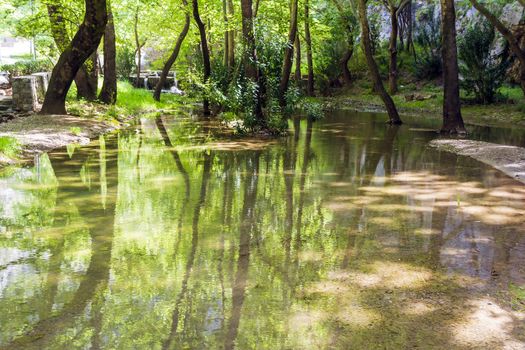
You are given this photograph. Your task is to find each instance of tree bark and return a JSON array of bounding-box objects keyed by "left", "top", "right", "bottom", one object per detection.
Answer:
[
  {"left": 46, "top": 3, "right": 98, "bottom": 101},
  {"left": 330, "top": 0, "right": 355, "bottom": 86},
  {"left": 153, "top": 0, "right": 190, "bottom": 101},
  {"left": 304, "top": 0, "right": 314, "bottom": 96},
  {"left": 440, "top": 0, "right": 466, "bottom": 134},
  {"left": 294, "top": 35, "right": 301, "bottom": 84},
  {"left": 192, "top": 0, "right": 212, "bottom": 115},
  {"left": 341, "top": 46, "right": 354, "bottom": 86},
  {"left": 279, "top": 0, "right": 299, "bottom": 107},
  {"left": 134, "top": 7, "right": 144, "bottom": 88},
  {"left": 227, "top": 0, "right": 235, "bottom": 69},
  {"left": 388, "top": 7, "right": 398, "bottom": 94},
  {"left": 357, "top": 0, "right": 402, "bottom": 124},
  {"left": 41, "top": 0, "right": 107, "bottom": 114},
  {"left": 240, "top": 0, "right": 264, "bottom": 124},
  {"left": 470, "top": 0, "right": 525, "bottom": 98},
  {"left": 99, "top": 3, "right": 117, "bottom": 104}
]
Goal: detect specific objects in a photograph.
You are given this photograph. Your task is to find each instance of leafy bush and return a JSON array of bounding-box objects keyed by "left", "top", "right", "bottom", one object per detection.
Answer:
[
  {"left": 116, "top": 46, "right": 135, "bottom": 79},
  {"left": 458, "top": 20, "right": 509, "bottom": 104},
  {"left": 0, "top": 59, "right": 52, "bottom": 77}
]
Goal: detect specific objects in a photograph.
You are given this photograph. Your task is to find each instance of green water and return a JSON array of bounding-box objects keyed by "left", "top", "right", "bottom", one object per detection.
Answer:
[{"left": 1, "top": 111, "right": 524, "bottom": 349}]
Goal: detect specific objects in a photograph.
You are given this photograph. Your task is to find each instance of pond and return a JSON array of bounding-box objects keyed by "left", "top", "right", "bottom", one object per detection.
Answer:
[{"left": 0, "top": 111, "right": 524, "bottom": 349}]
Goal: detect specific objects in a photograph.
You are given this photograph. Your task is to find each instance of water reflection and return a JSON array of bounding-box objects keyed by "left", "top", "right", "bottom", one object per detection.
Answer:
[{"left": 0, "top": 111, "right": 524, "bottom": 349}]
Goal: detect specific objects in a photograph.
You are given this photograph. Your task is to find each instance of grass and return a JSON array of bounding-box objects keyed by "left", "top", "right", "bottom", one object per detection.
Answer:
[
  {"left": 69, "top": 126, "right": 82, "bottom": 136},
  {"left": 324, "top": 80, "right": 525, "bottom": 128},
  {"left": 509, "top": 284, "right": 525, "bottom": 311},
  {"left": 0, "top": 136, "right": 21, "bottom": 159}
]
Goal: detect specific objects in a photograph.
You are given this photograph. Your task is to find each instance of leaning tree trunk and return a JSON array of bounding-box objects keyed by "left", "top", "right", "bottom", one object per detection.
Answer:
[
  {"left": 153, "top": 0, "right": 190, "bottom": 101},
  {"left": 240, "top": 0, "right": 264, "bottom": 124},
  {"left": 193, "top": 0, "right": 212, "bottom": 115},
  {"left": 470, "top": 0, "right": 525, "bottom": 98},
  {"left": 357, "top": 0, "right": 402, "bottom": 124},
  {"left": 388, "top": 7, "right": 399, "bottom": 94},
  {"left": 278, "top": 0, "right": 299, "bottom": 107},
  {"left": 440, "top": 0, "right": 466, "bottom": 134},
  {"left": 41, "top": 0, "right": 107, "bottom": 115},
  {"left": 99, "top": 3, "right": 117, "bottom": 104},
  {"left": 47, "top": 3, "right": 98, "bottom": 101},
  {"left": 341, "top": 45, "right": 354, "bottom": 86},
  {"left": 304, "top": 0, "right": 314, "bottom": 96}
]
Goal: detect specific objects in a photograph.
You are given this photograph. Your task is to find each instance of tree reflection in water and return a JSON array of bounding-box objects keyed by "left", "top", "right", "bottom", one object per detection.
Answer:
[{"left": 0, "top": 111, "right": 524, "bottom": 349}]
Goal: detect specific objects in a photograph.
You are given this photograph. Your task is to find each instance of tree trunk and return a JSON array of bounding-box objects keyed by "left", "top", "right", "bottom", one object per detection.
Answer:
[
  {"left": 153, "top": 0, "right": 190, "bottom": 101},
  {"left": 357, "top": 0, "right": 402, "bottom": 124},
  {"left": 470, "top": 0, "right": 525, "bottom": 98},
  {"left": 192, "top": 0, "right": 212, "bottom": 115},
  {"left": 304, "top": 0, "right": 314, "bottom": 96},
  {"left": 223, "top": 0, "right": 229, "bottom": 68},
  {"left": 440, "top": 0, "right": 466, "bottom": 134},
  {"left": 406, "top": 0, "right": 413, "bottom": 53},
  {"left": 294, "top": 35, "right": 301, "bottom": 84},
  {"left": 134, "top": 8, "right": 142, "bottom": 88},
  {"left": 240, "top": 0, "right": 264, "bottom": 124},
  {"left": 227, "top": 0, "right": 235, "bottom": 69},
  {"left": 47, "top": 3, "right": 98, "bottom": 101},
  {"left": 41, "top": 0, "right": 107, "bottom": 115},
  {"left": 279, "top": 0, "right": 299, "bottom": 107},
  {"left": 341, "top": 46, "right": 354, "bottom": 86},
  {"left": 388, "top": 7, "right": 398, "bottom": 94},
  {"left": 99, "top": 3, "right": 117, "bottom": 104}
]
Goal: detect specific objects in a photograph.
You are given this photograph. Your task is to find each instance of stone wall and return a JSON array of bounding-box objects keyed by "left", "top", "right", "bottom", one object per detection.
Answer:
[
  {"left": 12, "top": 76, "right": 38, "bottom": 112},
  {"left": 32, "top": 72, "right": 50, "bottom": 103}
]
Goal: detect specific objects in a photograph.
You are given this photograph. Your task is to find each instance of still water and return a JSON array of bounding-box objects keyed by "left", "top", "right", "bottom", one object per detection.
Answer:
[{"left": 1, "top": 111, "right": 524, "bottom": 349}]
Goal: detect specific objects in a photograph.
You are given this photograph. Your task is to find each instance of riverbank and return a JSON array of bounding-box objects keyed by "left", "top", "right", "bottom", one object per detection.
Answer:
[
  {"left": 0, "top": 82, "right": 187, "bottom": 168},
  {"left": 322, "top": 84, "right": 525, "bottom": 129}
]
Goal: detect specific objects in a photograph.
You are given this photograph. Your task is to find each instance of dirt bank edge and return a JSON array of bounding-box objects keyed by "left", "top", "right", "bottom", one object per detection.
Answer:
[{"left": 430, "top": 139, "right": 525, "bottom": 185}]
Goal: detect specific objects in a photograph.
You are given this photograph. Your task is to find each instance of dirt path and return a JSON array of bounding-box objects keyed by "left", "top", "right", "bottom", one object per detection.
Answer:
[
  {"left": 0, "top": 114, "right": 123, "bottom": 167},
  {"left": 430, "top": 139, "right": 525, "bottom": 185}
]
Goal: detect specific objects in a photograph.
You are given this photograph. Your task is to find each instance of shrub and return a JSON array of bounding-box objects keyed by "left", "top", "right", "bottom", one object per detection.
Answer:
[
  {"left": 0, "top": 59, "right": 52, "bottom": 78},
  {"left": 458, "top": 20, "right": 509, "bottom": 104},
  {"left": 116, "top": 46, "right": 135, "bottom": 79}
]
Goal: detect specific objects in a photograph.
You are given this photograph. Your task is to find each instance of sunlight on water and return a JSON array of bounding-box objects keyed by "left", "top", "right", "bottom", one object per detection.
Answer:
[{"left": 0, "top": 111, "right": 524, "bottom": 349}]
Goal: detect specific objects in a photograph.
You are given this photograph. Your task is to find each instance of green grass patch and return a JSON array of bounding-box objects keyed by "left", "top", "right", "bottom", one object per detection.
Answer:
[
  {"left": 0, "top": 136, "right": 21, "bottom": 158},
  {"left": 509, "top": 284, "right": 525, "bottom": 311}
]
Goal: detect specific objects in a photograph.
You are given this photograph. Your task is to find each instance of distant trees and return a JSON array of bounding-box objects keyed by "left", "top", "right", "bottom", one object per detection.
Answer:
[
  {"left": 279, "top": 0, "right": 300, "bottom": 107},
  {"left": 41, "top": 0, "right": 107, "bottom": 114}
]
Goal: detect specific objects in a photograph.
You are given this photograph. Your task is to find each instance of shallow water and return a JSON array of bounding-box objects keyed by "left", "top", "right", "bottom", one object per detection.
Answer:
[{"left": 1, "top": 111, "right": 524, "bottom": 349}]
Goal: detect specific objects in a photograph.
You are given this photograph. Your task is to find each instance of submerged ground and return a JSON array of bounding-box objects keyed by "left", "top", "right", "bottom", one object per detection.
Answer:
[{"left": 0, "top": 111, "right": 524, "bottom": 349}]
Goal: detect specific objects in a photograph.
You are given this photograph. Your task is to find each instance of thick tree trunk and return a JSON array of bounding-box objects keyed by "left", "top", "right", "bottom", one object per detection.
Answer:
[
  {"left": 357, "top": 0, "right": 402, "bottom": 124},
  {"left": 341, "top": 46, "right": 354, "bottom": 86},
  {"left": 304, "top": 0, "right": 314, "bottom": 96},
  {"left": 440, "top": 0, "right": 466, "bottom": 134},
  {"left": 279, "top": 0, "right": 299, "bottom": 107},
  {"left": 41, "top": 0, "right": 107, "bottom": 115},
  {"left": 153, "top": 0, "right": 190, "bottom": 101},
  {"left": 388, "top": 8, "right": 398, "bottom": 94},
  {"left": 99, "top": 4, "right": 117, "bottom": 104},
  {"left": 294, "top": 35, "right": 301, "bottom": 84},
  {"left": 240, "top": 0, "right": 264, "bottom": 124},
  {"left": 47, "top": 3, "right": 98, "bottom": 101},
  {"left": 193, "top": 0, "right": 212, "bottom": 115},
  {"left": 470, "top": 0, "right": 525, "bottom": 98}
]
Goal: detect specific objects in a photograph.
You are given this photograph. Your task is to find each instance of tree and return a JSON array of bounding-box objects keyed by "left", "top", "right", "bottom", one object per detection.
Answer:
[
  {"left": 304, "top": 0, "right": 314, "bottom": 96},
  {"left": 469, "top": 0, "right": 525, "bottom": 98},
  {"left": 153, "top": 0, "right": 191, "bottom": 101},
  {"left": 192, "top": 0, "right": 212, "bottom": 115},
  {"left": 279, "top": 0, "right": 299, "bottom": 107},
  {"left": 133, "top": 5, "right": 146, "bottom": 88},
  {"left": 381, "top": 0, "right": 410, "bottom": 95},
  {"left": 46, "top": 1, "right": 99, "bottom": 101},
  {"left": 41, "top": 0, "right": 108, "bottom": 114},
  {"left": 99, "top": 2, "right": 117, "bottom": 104},
  {"left": 357, "top": 0, "right": 402, "bottom": 124},
  {"left": 440, "top": 0, "right": 466, "bottom": 134},
  {"left": 330, "top": 0, "right": 358, "bottom": 87},
  {"left": 240, "top": 0, "right": 264, "bottom": 124}
]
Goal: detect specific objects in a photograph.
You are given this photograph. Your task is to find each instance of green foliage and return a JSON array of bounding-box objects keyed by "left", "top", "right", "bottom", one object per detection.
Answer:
[
  {"left": 116, "top": 46, "right": 135, "bottom": 79},
  {"left": 69, "top": 127, "right": 82, "bottom": 136},
  {"left": 458, "top": 20, "right": 509, "bottom": 104},
  {"left": 0, "top": 136, "right": 20, "bottom": 158},
  {"left": 0, "top": 59, "right": 53, "bottom": 77}
]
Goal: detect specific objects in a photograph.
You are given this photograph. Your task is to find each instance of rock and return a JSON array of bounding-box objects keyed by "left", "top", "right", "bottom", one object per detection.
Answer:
[{"left": 405, "top": 93, "right": 437, "bottom": 102}]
